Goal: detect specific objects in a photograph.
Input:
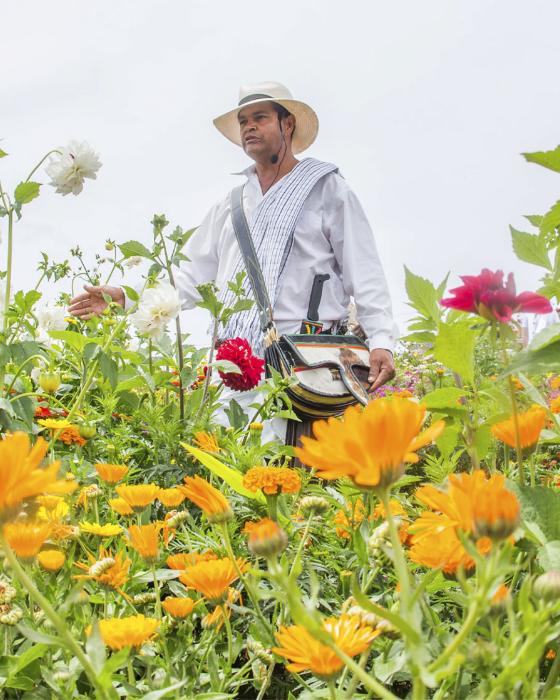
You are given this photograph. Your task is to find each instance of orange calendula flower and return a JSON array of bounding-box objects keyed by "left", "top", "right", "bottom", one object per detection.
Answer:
[
  {"left": 243, "top": 466, "right": 302, "bottom": 495},
  {"left": 491, "top": 406, "right": 547, "bottom": 449},
  {"left": 193, "top": 431, "right": 221, "bottom": 453},
  {"left": 373, "top": 499, "right": 406, "bottom": 520},
  {"left": 3, "top": 521, "right": 51, "bottom": 561},
  {"left": 127, "top": 523, "right": 161, "bottom": 563},
  {"left": 158, "top": 488, "right": 186, "bottom": 508},
  {"left": 58, "top": 425, "right": 86, "bottom": 447},
  {"left": 179, "top": 557, "right": 246, "bottom": 603},
  {"left": 97, "top": 615, "right": 158, "bottom": 650},
  {"left": 181, "top": 476, "right": 232, "bottom": 523},
  {"left": 550, "top": 396, "right": 560, "bottom": 415},
  {"left": 273, "top": 615, "right": 380, "bottom": 680},
  {"left": 295, "top": 398, "right": 445, "bottom": 490},
  {"left": 109, "top": 498, "right": 134, "bottom": 516},
  {"left": 37, "top": 549, "right": 65, "bottom": 571},
  {"left": 166, "top": 551, "right": 217, "bottom": 570},
  {"left": 115, "top": 484, "right": 160, "bottom": 513},
  {"left": 244, "top": 517, "right": 288, "bottom": 557},
  {"left": 333, "top": 498, "right": 366, "bottom": 539},
  {"left": 74, "top": 547, "right": 131, "bottom": 598},
  {"left": 80, "top": 522, "right": 122, "bottom": 537},
  {"left": 95, "top": 463, "right": 129, "bottom": 484},
  {"left": 162, "top": 597, "right": 198, "bottom": 618},
  {"left": 201, "top": 588, "right": 241, "bottom": 630},
  {"left": 0, "top": 432, "right": 77, "bottom": 522}
]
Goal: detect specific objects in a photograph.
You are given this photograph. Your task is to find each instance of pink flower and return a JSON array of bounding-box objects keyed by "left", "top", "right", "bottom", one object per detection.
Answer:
[
  {"left": 440, "top": 269, "right": 552, "bottom": 323},
  {"left": 216, "top": 337, "right": 265, "bottom": 391}
]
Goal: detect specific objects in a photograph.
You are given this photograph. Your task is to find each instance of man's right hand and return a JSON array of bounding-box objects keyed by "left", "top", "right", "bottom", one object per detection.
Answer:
[{"left": 68, "top": 285, "right": 125, "bottom": 319}]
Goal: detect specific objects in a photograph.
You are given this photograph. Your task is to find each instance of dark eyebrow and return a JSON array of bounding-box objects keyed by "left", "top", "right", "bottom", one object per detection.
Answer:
[{"left": 238, "top": 109, "right": 270, "bottom": 122}]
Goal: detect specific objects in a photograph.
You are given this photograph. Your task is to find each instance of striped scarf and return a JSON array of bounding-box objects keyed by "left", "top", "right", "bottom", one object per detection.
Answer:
[{"left": 221, "top": 158, "right": 338, "bottom": 354}]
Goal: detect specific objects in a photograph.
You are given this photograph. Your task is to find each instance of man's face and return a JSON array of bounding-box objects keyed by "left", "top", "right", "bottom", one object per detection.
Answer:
[{"left": 238, "top": 102, "right": 284, "bottom": 162}]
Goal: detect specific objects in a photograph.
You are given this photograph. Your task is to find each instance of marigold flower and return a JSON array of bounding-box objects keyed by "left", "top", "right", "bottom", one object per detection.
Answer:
[
  {"left": 158, "top": 488, "right": 186, "bottom": 508},
  {"left": 215, "top": 337, "right": 265, "bottom": 391},
  {"left": 127, "top": 523, "right": 161, "bottom": 563},
  {"left": 80, "top": 522, "right": 122, "bottom": 537},
  {"left": 0, "top": 432, "right": 77, "bottom": 522},
  {"left": 97, "top": 615, "right": 158, "bottom": 650},
  {"left": 472, "top": 487, "right": 520, "bottom": 540},
  {"left": 273, "top": 615, "right": 380, "bottom": 680},
  {"left": 37, "top": 549, "right": 65, "bottom": 571},
  {"left": 440, "top": 269, "right": 552, "bottom": 323},
  {"left": 181, "top": 476, "right": 232, "bottom": 523},
  {"left": 76, "top": 484, "right": 101, "bottom": 509},
  {"left": 491, "top": 406, "right": 546, "bottom": 450},
  {"left": 201, "top": 588, "right": 241, "bottom": 630},
  {"left": 334, "top": 498, "right": 366, "bottom": 539},
  {"left": 3, "top": 521, "right": 51, "bottom": 561},
  {"left": 74, "top": 547, "right": 131, "bottom": 597},
  {"left": 166, "top": 551, "right": 218, "bottom": 570},
  {"left": 244, "top": 518, "right": 288, "bottom": 557},
  {"left": 58, "top": 426, "right": 86, "bottom": 447},
  {"left": 550, "top": 396, "right": 560, "bottom": 415},
  {"left": 94, "top": 463, "right": 129, "bottom": 484},
  {"left": 295, "top": 398, "right": 444, "bottom": 490},
  {"left": 243, "top": 466, "right": 302, "bottom": 495},
  {"left": 373, "top": 499, "right": 407, "bottom": 520},
  {"left": 36, "top": 496, "right": 69, "bottom": 522},
  {"left": 162, "top": 597, "right": 198, "bottom": 618},
  {"left": 109, "top": 498, "right": 134, "bottom": 516},
  {"left": 193, "top": 431, "right": 221, "bottom": 453},
  {"left": 179, "top": 557, "right": 246, "bottom": 603},
  {"left": 115, "top": 484, "right": 160, "bottom": 513}
]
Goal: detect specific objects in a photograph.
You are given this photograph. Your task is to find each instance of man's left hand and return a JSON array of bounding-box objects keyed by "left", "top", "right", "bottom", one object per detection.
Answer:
[{"left": 367, "top": 348, "right": 395, "bottom": 393}]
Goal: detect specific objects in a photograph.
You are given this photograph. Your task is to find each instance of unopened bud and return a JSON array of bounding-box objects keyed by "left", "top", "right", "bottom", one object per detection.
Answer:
[
  {"left": 299, "top": 496, "right": 330, "bottom": 517},
  {"left": 247, "top": 638, "right": 273, "bottom": 664},
  {"left": 368, "top": 522, "right": 390, "bottom": 552},
  {"left": 0, "top": 606, "right": 23, "bottom": 626},
  {"left": 39, "top": 372, "right": 61, "bottom": 393},
  {"left": 166, "top": 511, "right": 189, "bottom": 529},
  {"left": 534, "top": 571, "right": 560, "bottom": 602}
]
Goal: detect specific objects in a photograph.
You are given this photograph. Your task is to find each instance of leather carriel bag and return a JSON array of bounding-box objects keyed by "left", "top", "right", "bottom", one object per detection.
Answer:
[{"left": 230, "top": 185, "right": 371, "bottom": 420}]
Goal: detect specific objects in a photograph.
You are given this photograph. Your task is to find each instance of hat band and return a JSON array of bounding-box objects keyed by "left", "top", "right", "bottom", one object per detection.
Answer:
[{"left": 238, "top": 93, "right": 273, "bottom": 106}]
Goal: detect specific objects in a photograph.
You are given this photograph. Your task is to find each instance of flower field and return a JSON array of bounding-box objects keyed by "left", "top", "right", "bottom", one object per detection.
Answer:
[{"left": 0, "top": 142, "right": 559, "bottom": 699}]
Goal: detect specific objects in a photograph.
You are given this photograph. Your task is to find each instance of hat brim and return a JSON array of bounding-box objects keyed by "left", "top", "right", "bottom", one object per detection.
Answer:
[{"left": 213, "top": 98, "right": 319, "bottom": 155}]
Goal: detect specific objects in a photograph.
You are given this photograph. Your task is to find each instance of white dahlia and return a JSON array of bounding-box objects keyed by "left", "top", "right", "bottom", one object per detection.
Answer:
[
  {"left": 130, "top": 282, "right": 181, "bottom": 339},
  {"left": 35, "top": 303, "right": 67, "bottom": 341},
  {"left": 45, "top": 141, "right": 102, "bottom": 196}
]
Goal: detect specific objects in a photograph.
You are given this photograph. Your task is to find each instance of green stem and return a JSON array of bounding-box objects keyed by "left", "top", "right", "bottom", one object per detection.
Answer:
[
  {"left": 326, "top": 640, "right": 398, "bottom": 700},
  {"left": 429, "top": 598, "right": 479, "bottom": 673},
  {"left": 127, "top": 656, "right": 134, "bottom": 685},
  {"left": 223, "top": 604, "right": 234, "bottom": 670},
  {"left": 24, "top": 149, "right": 61, "bottom": 183},
  {"left": 499, "top": 332, "right": 524, "bottom": 485},
  {"left": 288, "top": 513, "right": 313, "bottom": 583},
  {"left": 381, "top": 490, "right": 411, "bottom": 606},
  {"left": 3, "top": 210, "right": 13, "bottom": 331},
  {"left": 151, "top": 563, "right": 162, "bottom": 619}
]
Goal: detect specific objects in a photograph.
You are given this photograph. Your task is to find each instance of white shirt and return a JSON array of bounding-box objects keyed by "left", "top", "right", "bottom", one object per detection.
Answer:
[{"left": 175, "top": 164, "right": 397, "bottom": 351}]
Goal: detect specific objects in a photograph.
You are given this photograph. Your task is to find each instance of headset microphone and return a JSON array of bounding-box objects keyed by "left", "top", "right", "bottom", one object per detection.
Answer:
[{"left": 270, "top": 153, "right": 279, "bottom": 164}]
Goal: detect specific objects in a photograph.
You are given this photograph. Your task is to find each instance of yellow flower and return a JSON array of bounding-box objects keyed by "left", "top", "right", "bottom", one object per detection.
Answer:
[
  {"left": 37, "top": 418, "right": 71, "bottom": 431},
  {"left": 158, "top": 488, "right": 186, "bottom": 508},
  {"left": 166, "top": 551, "right": 217, "bottom": 570},
  {"left": 373, "top": 498, "right": 406, "bottom": 520},
  {"left": 243, "top": 466, "right": 302, "bottom": 495},
  {"left": 127, "top": 523, "right": 161, "bottom": 563},
  {"left": 193, "top": 431, "right": 221, "bottom": 453},
  {"left": 295, "top": 398, "right": 445, "bottom": 490},
  {"left": 273, "top": 615, "right": 380, "bottom": 680},
  {"left": 80, "top": 522, "right": 123, "bottom": 537},
  {"left": 179, "top": 557, "right": 246, "bottom": 603},
  {"left": 551, "top": 376, "right": 560, "bottom": 391},
  {"left": 94, "top": 463, "right": 129, "bottom": 484},
  {"left": 97, "top": 615, "right": 158, "bottom": 650},
  {"left": 37, "top": 549, "right": 65, "bottom": 571},
  {"left": 181, "top": 476, "right": 232, "bottom": 523},
  {"left": 115, "top": 484, "right": 160, "bottom": 513},
  {"left": 108, "top": 498, "right": 134, "bottom": 516},
  {"left": 0, "top": 432, "right": 77, "bottom": 522},
  {"left": 36, "top": 496, "right": 69, "bottom": 522},
  {"left": 491, "top": 406, "right": 547, "bottom": 449},
  {"left": 162, "top": 597, "right": 198, "bottom": 618},
  {"left": 74, "top": 547, "right": 131, "bottom": 597},
  {"left": 333, "top": 498, "right": 366, "bottom": 539},
  {"left": 3, "top": 521, "right": 51, "bottom": 561}
]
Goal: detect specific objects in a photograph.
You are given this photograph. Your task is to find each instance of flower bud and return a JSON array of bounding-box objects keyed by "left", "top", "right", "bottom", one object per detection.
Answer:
[
  {"left": 473, "top": 487, "right": 520, "bottom": 541},
  {"left": 247, "top": 638, "right": 273, "bottom": 664},
  {"left": 0, "top": 581, "right": 16, "bottom": 605},
  {"left": 368, "top": 522, "right": 390, "bottom": 552},
  {"left": 0, "top": 605, "right": 23, "bottom": 626},
  {"left": 246, "top": 518, "right": 288, "bottom": 558},
  {"left": 53, "top": 670, "right": 71, "bottom": 682},
  {"left": 534, "top": 571, "right": 560, "bottom": 602},
  {"left": 39, "top": 372, "right": 61, "bottom": 394},
  {"left": 79, "top": 423, "right": 97, "bottom": 439},
  {"left": 104, "top": 241, "right": 114, "bottom": 251},
  {"left": 299, "top": 496, "right": 330, "bottom": 517}
]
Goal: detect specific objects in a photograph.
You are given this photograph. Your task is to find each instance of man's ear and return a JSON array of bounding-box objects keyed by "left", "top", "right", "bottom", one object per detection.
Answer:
[{"left": 285, "top": 115, "right": 296, "bottom": 137}]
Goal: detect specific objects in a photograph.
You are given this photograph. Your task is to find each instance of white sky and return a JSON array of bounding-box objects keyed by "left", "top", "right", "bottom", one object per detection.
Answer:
[{"left": 2, "top": 0, "right": 560, "bottom": 345}]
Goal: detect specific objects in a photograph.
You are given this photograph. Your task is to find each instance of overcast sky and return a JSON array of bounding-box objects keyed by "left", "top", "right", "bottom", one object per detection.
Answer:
[{"left": 2, "top": 0, "right": 560, "bottom": 345}]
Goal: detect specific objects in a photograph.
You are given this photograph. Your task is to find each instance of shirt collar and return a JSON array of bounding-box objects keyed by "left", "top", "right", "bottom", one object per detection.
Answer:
[{"left": 231, "top": 163, "right": 256, "bottom": 178}]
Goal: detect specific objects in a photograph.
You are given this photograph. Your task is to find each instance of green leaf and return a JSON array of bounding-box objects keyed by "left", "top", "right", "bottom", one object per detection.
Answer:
[
  {"left": 14, "top": 181, "right": 40, "bottom": 206},
  {"left": 525, "top": 214, "right": 543, "bottom": 228},
  {"left": 510, "top": 484, "right": 560, "bottom": 543},
  {"left": 7, "top": 643, "right": 48, "bottom": 677},
  {"left": 118, "top": 240, "right": 152, "bottom": 259},
  {"left": 433, "top": 321, "right": 476, "bottom": 384},
  {"left": 523, "top": 145, "right": 560, "bottom": 173},
  {"left": 141, "top": 681, "right": 188, "bottom": 700},
  {"left": 207, "top": 359, "right": 241, "bottom": 374},
  {"left": 404, "top": 266, "right": 441, "bottom": 323},
  {"left": 0, "top": 148, "right": 7, "bottom": 158},
  {"left": 48, "top": 330, "right": 102, "bottom": 353},
  {"left": 529, "top": 322, "right": 560, "bottom": 352},
  {"left": 182, "top": 444, "right": 266, "bottom": 504},
  {"left": 98, "top": 352, "right": 118, "bottom": 389},
  {"left": 422, "top": 387, "right": 467, "bottom": 412},
  {"left": 538, "top": 541, "right": 560, "bottom": 571},
  {"left": 510, "top": 226, "right": 552, "bottom": 270},
  {"left": 122, "top": 285, "right": 139, "bottom": 302},
  {"left": 223, "top": 399, "right": 248, "bottom": 429},
  {"left": 540, "top": 199, "right": 560, "bottom": 236},
  {"left": 505, "top": 340, "right": 560, "bottom": 375},
  {"left": 85, "top": 620, "right": 106, "bottom": 674}
]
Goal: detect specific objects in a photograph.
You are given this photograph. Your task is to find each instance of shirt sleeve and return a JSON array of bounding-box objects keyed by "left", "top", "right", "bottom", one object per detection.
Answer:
[{"left": 323, "top": 174, "right": 398, "bottom": 352}]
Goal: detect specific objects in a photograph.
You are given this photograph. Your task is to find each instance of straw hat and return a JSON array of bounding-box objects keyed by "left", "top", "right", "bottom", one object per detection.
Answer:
[{"left": 213, "top": 81, "right": 319, "bottom": 155}]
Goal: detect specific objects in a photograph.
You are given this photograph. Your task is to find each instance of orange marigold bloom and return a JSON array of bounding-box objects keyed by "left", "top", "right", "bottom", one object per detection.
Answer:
[
  {"left": 94, "top": 463, "right": 129, "bottom": 484},
  {"left": 550, "top": 397, "right": 560, "bottom": 415},
  {"left": 115, "top": 484, "right": 160, "bottom": 513},
  {"left": 244, "top": 517, "right": 288, "bottom": 557},
  {"left": 295, "top": 398, "right": 445, "bottom": 490},
  {"left": 3, "top": 521, "right": 50, "bottom": 561},
  {"left": 162, "top": 597, "right": 198, "bottom": 618},
  {"left": 334, "top": 498, "right": 366, "bottom": 539},
  {"left": 58, "top": 426, "right": 86, "bottom": 447},
  {"left": 373, "top": 499, "right": 406, "bottom": 519},
  {"left": 98, "top": 615, "right": 158, "bottom": 650},
  {"left": 74, "top": 547, "right": 131, "bottom": 597},
  {"left": 243, "top": 466, "right": 302, "bottom": 495},
  {"left": 491, "top": 406, "right": 546, "bottom": 449},
  {"left": 181, "top": 476, "right": 232, "bottom": 523},
  {"left": 0, "top": 432, "right": 77, "bottom": 522},
  {"left": 127, "top": 523, "right": 161, "bottom": 563},
  {"left": 158, "top": 488, "right": 186, "bottom": 508},
  {"left": 109, "top": 498, "right": 134, "bottom": 516},
  {"left": 37, "top": 549, "right": 65, "bottom": 571},
  {"left": 179, "top": 557, "right": 246, "bottom": 603},
  {"left": 273, "top": 615, "right": 380, "bottom": 680},
  {"left": 166, "top": 551, "right": 217, "bottom": 570},
  {"left": 193, "top": 431, "right": 221, "bottom": 453}
]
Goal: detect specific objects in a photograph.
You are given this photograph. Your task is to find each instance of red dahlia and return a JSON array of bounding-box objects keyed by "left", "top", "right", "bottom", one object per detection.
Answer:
[
  {"left": 440, "top": 269, "right": 552, "bottom": 323},
  {"left": 216, "top": 337, "right": 265, "bottom": 391}
]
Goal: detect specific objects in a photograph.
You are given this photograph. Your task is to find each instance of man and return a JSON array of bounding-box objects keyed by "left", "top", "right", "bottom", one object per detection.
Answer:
[{"left": 69, "top": 81, "right": 397, "bottom": 438}]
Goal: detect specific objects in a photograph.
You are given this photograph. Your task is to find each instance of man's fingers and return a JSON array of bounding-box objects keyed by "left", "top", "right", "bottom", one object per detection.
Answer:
[
  {"left": 369, "top": 367, "right": 394, "bottom": 393},
  {"left": 68, "top": 292, "right": 90, "bottom": 306},
  {"left": 84, "top": 284, "right": 101, "bottom": 293}
]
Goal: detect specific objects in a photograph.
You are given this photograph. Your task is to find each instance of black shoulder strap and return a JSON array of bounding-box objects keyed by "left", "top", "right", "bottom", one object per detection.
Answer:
[{"left": 230, "top": 185, "right": 274, "bottom": 331}]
